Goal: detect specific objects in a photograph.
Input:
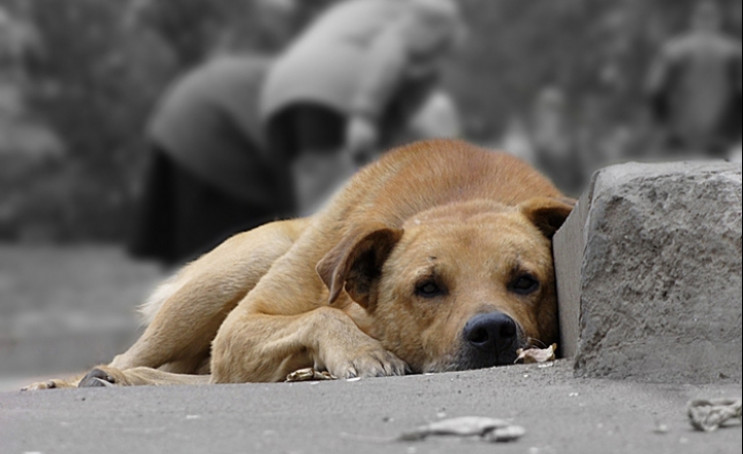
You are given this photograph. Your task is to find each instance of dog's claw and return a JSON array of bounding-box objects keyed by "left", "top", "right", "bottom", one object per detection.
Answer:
[{"left": 330, "top": 346, "right": 408, "bottom": 379}]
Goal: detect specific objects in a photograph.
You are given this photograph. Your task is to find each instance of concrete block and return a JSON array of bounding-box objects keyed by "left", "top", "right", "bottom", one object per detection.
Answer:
[{"left": 553, "top": 161, "right": 742, "bottom": 383}]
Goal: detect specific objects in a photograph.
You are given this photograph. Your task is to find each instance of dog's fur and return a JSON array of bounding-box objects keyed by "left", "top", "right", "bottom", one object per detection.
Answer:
[{"left": 24, "top": 139, "right": 572, "bottom": 389}]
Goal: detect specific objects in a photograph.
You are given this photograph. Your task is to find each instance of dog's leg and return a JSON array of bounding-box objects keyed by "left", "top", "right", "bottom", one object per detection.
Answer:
[
  {"left": 22, "top": 367, "right": 209, "bottom": 389},
  {"left": 76, "top": 365, "right": 210, "bottom": 387},
  {"left": 109, "top": 219, "right": 308, "bottom": 373},
  {"left": 22, "top": 375, "right": 86, "bottom": 391},
  {"left": 209, "top": 222, "right": 409, "bottom": 383},
  {"left": 211, "top": 307, "right": 407, "bottom": 383},
  {"left": 22, "top": 219, "right": 307, "bottom": 391}
]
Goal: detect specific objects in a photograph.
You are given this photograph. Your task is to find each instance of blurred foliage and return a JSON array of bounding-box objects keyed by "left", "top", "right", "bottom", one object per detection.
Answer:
[
  {"left": 452, "top": 0, "right": 741, "bottom": 138},
  {"left": 0, "top": 0, "right": 740, "bottom": 242}
]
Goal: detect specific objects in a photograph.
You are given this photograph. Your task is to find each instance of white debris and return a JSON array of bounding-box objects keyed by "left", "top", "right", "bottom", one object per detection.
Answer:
[
  {"left": 688, "top": 398, "right": 742, "bottom": 432},
  {"left": 515, "top": 343, "right": 557, "bottom": 364},
  {"left": 398, "top": 416, "right": 525, "bottom": 443},
  {"left": 284, "top": 368, "right": 336, "bottom": 382}
]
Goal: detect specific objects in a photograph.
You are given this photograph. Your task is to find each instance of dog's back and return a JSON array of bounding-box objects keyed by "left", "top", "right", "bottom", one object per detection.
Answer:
[{"left": 326, "top": 139, "right": 562, "bottom": 225}]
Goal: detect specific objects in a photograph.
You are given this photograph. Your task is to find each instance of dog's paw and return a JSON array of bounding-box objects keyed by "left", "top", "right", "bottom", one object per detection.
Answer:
[
  {"left": 78, "top": 366, "right": 128, "bottom": 388},
  {"left": 324, "top": 342, "right": 408, "bottom": 379},
  {"left": 21, "top": 378, "right": 75, "bottom": 391}
]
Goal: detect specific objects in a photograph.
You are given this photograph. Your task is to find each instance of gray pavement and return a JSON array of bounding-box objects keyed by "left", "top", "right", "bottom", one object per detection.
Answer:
[
  {"left": 1, "top": 361, "right": 740, "bottom": 454},
  {"left": 0, "top": 244, "right": 163, "bottom": 380}
]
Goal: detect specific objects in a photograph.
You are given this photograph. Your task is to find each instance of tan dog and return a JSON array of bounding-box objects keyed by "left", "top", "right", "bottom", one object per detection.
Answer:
[{"left": 24, "top": 139, "right": 573, "bottom": 389}]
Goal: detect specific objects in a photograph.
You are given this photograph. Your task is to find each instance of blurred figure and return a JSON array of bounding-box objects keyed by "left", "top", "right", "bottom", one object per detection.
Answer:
[
  {"left": 530, "top": 87, "right": 585, "bottom": 197},
  {"left": 129, "top": 54, "right": 284, "bottom": 266},
  {"left": 295, "top": 87, "right": 463, "bottom": 216},
  {"left": 404, "top": 89, "right": 462, "bottom": 142},
  {"left": 499, "top": 115, "right": 535, "bottom": 164},
  {"left": 645, "top": 0, "right": 742, "bottom": 157},
  {"left": 260, "top": 0, "right": 464, "bottom": 206}
]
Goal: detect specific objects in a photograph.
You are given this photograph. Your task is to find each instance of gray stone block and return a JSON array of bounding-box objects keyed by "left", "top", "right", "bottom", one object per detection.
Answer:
[{"left": 553, "top": 161, "right": 742, "bottom": 383}]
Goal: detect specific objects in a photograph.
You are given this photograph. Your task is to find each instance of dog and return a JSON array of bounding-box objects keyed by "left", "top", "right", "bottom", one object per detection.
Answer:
[{"left": 24, "top": 139, "right": 573, "bottom": 389}]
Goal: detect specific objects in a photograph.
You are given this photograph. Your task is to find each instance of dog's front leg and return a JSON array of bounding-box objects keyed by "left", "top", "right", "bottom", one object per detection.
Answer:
[
  {"left": 75, "top": 365, "right": 210, "bottom": 387},
  {"left": 211, "top": 306, "right": 407, "bottom": 383},
  {"left": 22, "top": 375, "right": 85, "bottom": 391}
]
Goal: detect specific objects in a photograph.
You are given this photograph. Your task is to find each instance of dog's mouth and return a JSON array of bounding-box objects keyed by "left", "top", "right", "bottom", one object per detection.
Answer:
[
  {"left": 421, "top": 347, "right": 522, "bottom": 374},
  {"left": 453, "top": 336, "right": 525, "bottom": 371},
  {"left": 419, "top": 324, "right": 528, "bottom": 373}
]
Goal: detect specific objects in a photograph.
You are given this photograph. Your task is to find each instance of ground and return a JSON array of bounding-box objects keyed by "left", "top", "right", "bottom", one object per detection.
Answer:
[
  {"left": 2, "top": 362, "right": 741, "bottom": 454},
  {"left": 0, "top": 244, "right": 740, "bottom": 453}
]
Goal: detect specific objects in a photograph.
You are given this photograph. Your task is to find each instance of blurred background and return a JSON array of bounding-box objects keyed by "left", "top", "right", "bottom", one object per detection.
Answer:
[{"left": 1, "top": 0, "right": 740, "bottom": 388}]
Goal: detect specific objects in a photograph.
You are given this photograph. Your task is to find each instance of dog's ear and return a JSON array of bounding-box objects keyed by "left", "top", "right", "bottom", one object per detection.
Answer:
[
  {"left": 316, "top": 224, "right": 403, "bottom": 309},
  {"left": 519, "top": 197, "right": 575, "bottom": 239}
]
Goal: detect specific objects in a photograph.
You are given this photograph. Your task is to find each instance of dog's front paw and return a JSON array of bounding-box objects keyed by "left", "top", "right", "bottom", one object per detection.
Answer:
[
  {"left": 78, "top": 366, "right": 129, "bottom": 388},
  {"left": 21, "top": 378, "right": 76, "bottom": 391},
  {"left": 324, "top": 342, "right": 408, "bottom": 379}
]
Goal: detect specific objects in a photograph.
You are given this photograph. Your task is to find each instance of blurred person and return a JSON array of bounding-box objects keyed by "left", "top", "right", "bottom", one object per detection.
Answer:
[
  {"left": 645, "top": 0, "right": 742, "bottom": 157},
  {"left": 403, "top": 89, "right": 462, "bottom": 142},
  {"left": 128, "top": 0, "right": 304, "bottom": 266},
  {"left": 259, "top": 0, "right": 465, "bottom": 178},
  {"left": 294, "top": 88, "right": 462, "bottom": 217},
  {"left": 499, "top": 115, "right": 535, "bottom": 164},
  {"left": 129, "top": 54, "right": 285, "bottom": 266},
  {"left": 530, "top": 87, "right": 585, "bottom": 197}
]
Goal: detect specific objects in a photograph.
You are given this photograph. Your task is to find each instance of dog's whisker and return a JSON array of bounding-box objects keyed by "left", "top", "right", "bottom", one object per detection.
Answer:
[{"left": 526, "top": 337, "right": 548, "bottom": 349}]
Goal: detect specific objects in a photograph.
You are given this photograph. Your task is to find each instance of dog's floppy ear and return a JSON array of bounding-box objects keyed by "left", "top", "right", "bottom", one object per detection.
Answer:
[
  {"left": 519, "top": 197, "right": 575, "bottom": 239},
  {"left": 316, "top": 224, "right": 403, "bottom": 309}
]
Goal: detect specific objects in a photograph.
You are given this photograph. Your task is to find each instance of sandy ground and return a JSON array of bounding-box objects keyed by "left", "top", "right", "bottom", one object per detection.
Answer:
[{"left": 0, "top": 244, "right": 740, "bottom": 453}]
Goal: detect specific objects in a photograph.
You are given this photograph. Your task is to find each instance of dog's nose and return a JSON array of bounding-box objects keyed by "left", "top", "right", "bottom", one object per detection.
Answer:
[{"left": 463, "top": 312, "right": 518, "bottom": 352}]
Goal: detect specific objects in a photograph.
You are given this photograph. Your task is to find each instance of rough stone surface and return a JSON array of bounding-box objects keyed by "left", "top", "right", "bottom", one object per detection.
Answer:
[{"left": 554, "top": 161, "right": 742, "bottom": 383}]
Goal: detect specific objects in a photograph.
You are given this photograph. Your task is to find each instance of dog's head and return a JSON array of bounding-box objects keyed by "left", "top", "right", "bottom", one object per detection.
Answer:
[{"left": 317, "top": 197, "right": 573, "bottom": 373}]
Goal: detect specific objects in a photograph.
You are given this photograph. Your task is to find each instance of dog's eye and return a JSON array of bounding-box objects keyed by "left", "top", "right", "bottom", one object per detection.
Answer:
[
  {"left": 509, "top": 274, "right": 539, "bottom": 295},
  {"left": 415, "top": 280, "right": 445, "bottom": 298}
]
